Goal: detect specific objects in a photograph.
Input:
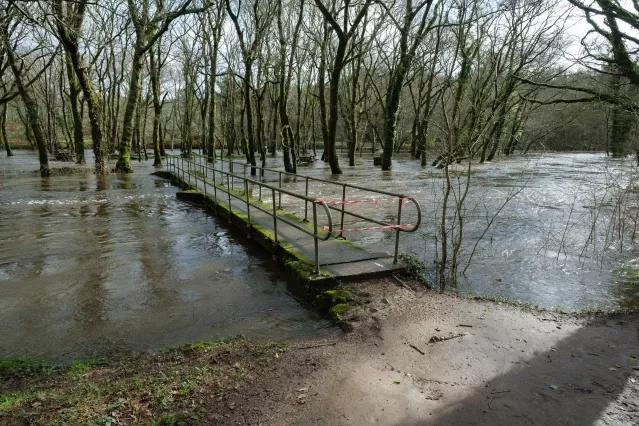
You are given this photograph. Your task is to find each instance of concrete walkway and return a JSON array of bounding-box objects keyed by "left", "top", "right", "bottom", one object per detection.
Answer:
[{"left": 172, "top": 168, "right": 405, "bottom": 281}]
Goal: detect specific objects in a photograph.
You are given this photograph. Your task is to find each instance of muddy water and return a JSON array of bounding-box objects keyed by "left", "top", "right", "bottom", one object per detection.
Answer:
[
  {"left": 0, "top": 152, "right": 333, "bottom": 360},
  {"left": 251, "top": 152, "right": 638, "bottom": 310}
]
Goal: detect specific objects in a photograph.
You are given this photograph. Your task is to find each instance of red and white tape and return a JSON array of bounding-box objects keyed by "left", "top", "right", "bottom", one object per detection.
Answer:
[
  {"left": 323, "top": 223, "right": 416, "bottom": 233},
  {"left": 315, "top": 196, "right": 414, "bottom": 208}
]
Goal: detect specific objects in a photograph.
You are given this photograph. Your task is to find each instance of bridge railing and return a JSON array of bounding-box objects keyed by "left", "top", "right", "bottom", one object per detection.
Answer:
[
  {"left": 166, "top": 154, "right": 333, "bottom": 273},
  {"left": 186, "top": 154, "right": 421, "bottom": 263}
]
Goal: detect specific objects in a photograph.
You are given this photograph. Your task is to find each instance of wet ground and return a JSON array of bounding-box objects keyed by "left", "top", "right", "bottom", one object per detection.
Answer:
[{"left": 0, "top": 152, "right": 333, "bottom": 360}]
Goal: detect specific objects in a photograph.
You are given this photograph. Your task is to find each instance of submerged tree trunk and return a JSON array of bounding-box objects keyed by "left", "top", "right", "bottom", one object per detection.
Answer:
[
  {"left": 610, "top": 74, "right": 631, "bottom": 157},
  {"left": 313, "top": 0, "right": 373, "bottom": 174},
  {"left": 10, "top": 74, "right": 49, "bottom": 175},
  {"left": 2, "top": 31, "right": 49, "bottom": 175},
  {"left": 115, "top": 46, "right": 143, "bottom": 172},
  {"left": 0, "top": 104, "right": 13, "bottom": 157},
  {"left": 206, "top": 7, "right": 223, "bottom": 163},
  {"left": 65, "top": 53, "right": 85, "bottom": 163},
  {"left": 53, "top": 0, "right": 105, "bottom": 172},
  {"left": 276, "top": 0, "right": 297, "bottom": 173},
  {"left": 149, "top": 44, "right": 163, "bottom": 166}
]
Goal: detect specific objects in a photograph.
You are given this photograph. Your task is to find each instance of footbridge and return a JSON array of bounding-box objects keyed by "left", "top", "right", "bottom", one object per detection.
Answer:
[{"left": 164, "top": 154, "right": 421, "bottom": 281}]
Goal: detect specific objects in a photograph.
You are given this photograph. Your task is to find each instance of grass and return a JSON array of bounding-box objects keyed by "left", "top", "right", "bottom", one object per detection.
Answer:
[
  {"left": 613, "top": 265, "right": 639, "bottom": 280},
  {"left": 0, "top": 358, "right": 56, "bottom": 377},
  {"left": 399, "top": 252, "right": 433, "bottom": 289},
  {"left": 0, "top": 339, "right": 288, "bottom": 425}
]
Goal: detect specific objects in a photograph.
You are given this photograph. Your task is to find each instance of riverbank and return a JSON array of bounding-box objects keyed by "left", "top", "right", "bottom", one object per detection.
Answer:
[{"left": 2, "top": 278, "right": 638, "bottom": 425}]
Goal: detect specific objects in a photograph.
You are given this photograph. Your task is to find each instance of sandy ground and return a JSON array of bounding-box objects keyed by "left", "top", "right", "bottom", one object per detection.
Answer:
[{"left": 217, "top": 278, "right": 639, "bottom": 425}]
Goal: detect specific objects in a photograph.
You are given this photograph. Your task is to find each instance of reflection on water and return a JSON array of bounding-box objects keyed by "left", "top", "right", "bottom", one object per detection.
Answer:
[{"left": 0, "top": 152, "right": 333, "bottom": 360}]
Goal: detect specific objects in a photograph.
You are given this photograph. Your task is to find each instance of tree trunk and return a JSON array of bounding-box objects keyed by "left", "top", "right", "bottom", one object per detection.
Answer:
[
  {"left": 149, "top": 45, "right": 163, "bottom": 166},
  {"left": 53, "top": 0, "right": 105, "bottom": 172},
  {"left": 9, "top": 67, "right": 49, "bottom": 175},
  {"left": 0, "top": 104, "right": 14, "bottom": 157},
  {"left": 206, "top": 25, "right": 221, "bottom": 163},
  {"left": 115, "top": 46, "right": 143, "bottom": 172}
]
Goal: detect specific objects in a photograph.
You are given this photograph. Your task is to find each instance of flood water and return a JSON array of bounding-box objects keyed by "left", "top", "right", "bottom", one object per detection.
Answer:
[
  {"left": 2, "top": 150, "right": 638, "bottom": 360},
  {"left": 251, "top": 151, "right": 639, "bottom": 310},
  {"left": 0, "top": 152, "right": 333, "bottom": 360}
]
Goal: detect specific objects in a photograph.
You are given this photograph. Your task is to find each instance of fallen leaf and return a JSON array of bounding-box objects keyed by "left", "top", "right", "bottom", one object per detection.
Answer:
[
  {"left": 274, "top": 353, "right": 279, "bottom": 359},
  {"left": 393, "top": 381, "right": 401, "bottom": 385},
  {"left": 549, "top": 384, "right": 559, "bottom": 390}
]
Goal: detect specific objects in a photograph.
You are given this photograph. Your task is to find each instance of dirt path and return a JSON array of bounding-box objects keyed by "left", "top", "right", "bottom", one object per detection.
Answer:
[
  {"left": 2, "top": 278, "right": 638, "bottom": 425},
  {"left": 226, "top": 279, "right": 639, "bottom": 425}
]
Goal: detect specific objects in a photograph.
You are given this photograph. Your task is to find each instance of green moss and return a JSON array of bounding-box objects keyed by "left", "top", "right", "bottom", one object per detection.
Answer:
[
  {"left": 324, "top": 290, "right": 353, "bottom": 303},
  {"left": 335, "top": 237, "right": 359, "bottom": 248},
  {"left": 315, "top": 289, "right": 353, "bottom": 312},
  {"left": 285, "top": 260, "right": 313, "bottom": 280},
  {"left": 281, "top": 244, "right": 315, "bottom": 266},
  {"left": 330, "top": 303, "right": 350, "bottom": 321}
]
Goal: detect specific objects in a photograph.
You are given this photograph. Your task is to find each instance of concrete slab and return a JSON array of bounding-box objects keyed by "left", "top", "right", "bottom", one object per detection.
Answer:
[{"left": 170, "top": 171, "right": 406, "bottom": 281}]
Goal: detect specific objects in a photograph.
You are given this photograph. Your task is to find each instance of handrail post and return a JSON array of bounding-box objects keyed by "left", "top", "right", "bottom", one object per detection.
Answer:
[
  {"left": 245, "top": 179, "right": 251, "bottom": 235},
  {"left": 304, "top": 177, "right": 309, "bottom": 221},
  {"left": 227, "top": 173, "right": 232, "bottom": 221},
  {"left": 203, "top": 165, "right": 207, "bottom": 199},
  {"left": 258, "top": 169, "right": 262, "bottom": 200},
  {"left": 272, "top": 188, "right": 278, "bottom": 246},
  {"left": 212, "top": 163, "right": 217, "bottom": 208},
  {"left": 278, "top": 172, "right": 282, "bottom": 209},
  {"left": 394, "top": 198, "right": 403, "bottom": 263},
  {"left": 194, "top": 158, "right": 198, "bottom": 191},
  {"left": 313, "top": 202, "right": 319, "bottom": 274},
  {"left": 339, "top": 185, "right": 346, "bottom": 238}
]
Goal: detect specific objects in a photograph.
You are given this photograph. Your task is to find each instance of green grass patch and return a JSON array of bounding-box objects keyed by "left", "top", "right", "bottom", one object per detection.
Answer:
[
  {"left": 182, "top": 335, "right": 246, "bottom": 353},
  {"left": 0, "top": 392, "right": 30, "bottom": 411},
  {"left": 0, "top": 358, "right": 56, "bottom": 377},
  {"left": 0, "top": 338, "right": 287, "bottom": 424},
  {"left": 67, "top": 356, "right": 107, "bottom": 377}
]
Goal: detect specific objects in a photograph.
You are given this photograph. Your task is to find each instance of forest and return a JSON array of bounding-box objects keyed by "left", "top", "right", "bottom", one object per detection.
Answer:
[{"left": 0, "top": 0, "right": 638, "bottom": 177}]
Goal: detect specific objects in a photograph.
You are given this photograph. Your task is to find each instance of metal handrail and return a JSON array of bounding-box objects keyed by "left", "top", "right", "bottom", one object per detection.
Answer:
[
  {"left": 166, "top": 154, "right": 333, "bottom": 272},
  {"left": 188, "top": 153, "right": 421, "bottom": 262}
]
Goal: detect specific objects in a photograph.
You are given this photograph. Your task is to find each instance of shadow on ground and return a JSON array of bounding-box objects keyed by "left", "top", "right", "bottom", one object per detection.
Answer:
[{"left": 398, "top": 315, "right": 639, "bottom": 425}]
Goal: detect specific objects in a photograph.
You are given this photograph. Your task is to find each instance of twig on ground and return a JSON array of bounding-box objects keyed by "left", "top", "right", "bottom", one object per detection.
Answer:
[
  {"left": 392, "top": 274, "right": 414, "bottom": 292},
  {"left": 293, "top": 342, "right": 338, "bottom": 350},
  {"left": 409, "top": 344, "right": 425, "bottom": 355}
]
